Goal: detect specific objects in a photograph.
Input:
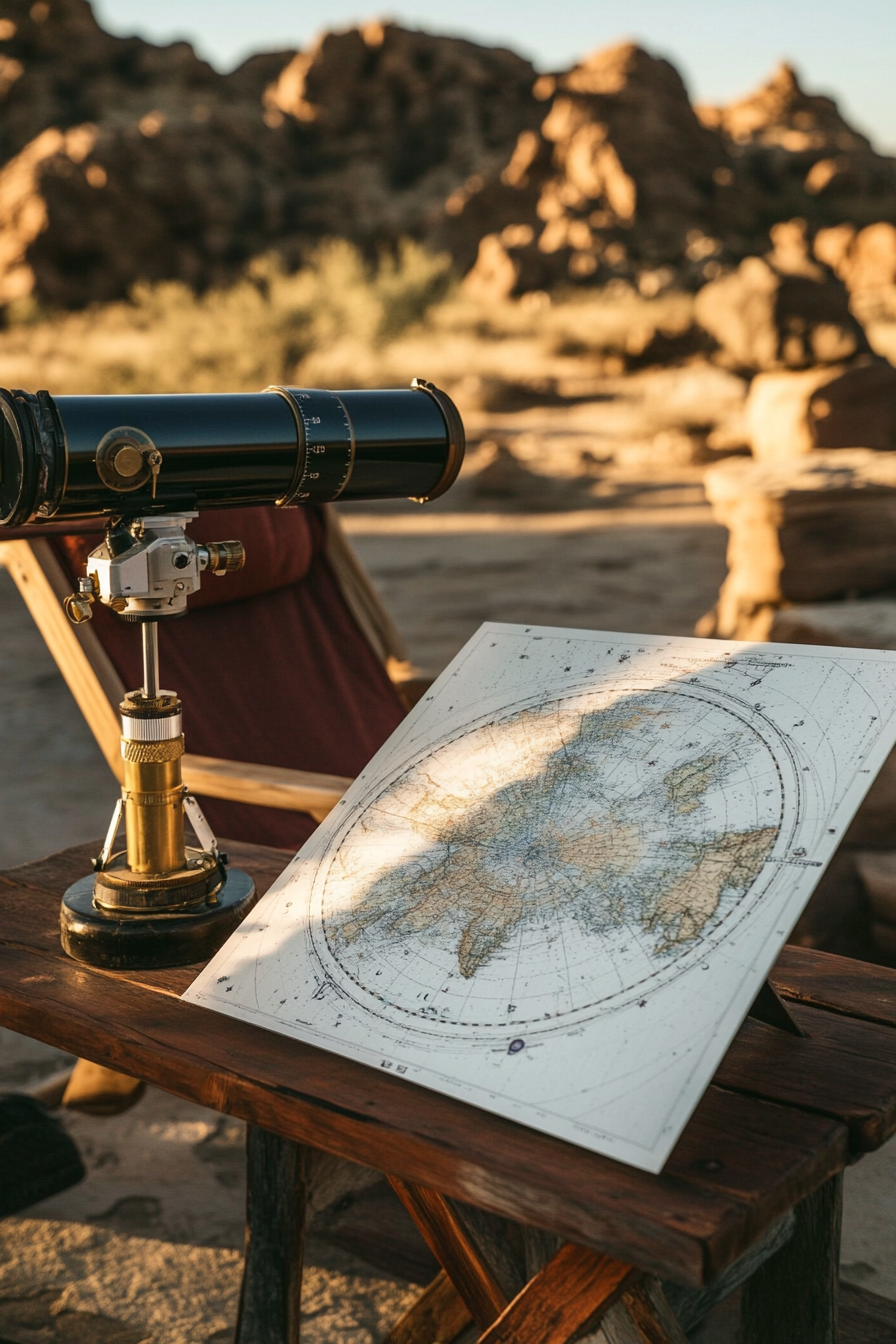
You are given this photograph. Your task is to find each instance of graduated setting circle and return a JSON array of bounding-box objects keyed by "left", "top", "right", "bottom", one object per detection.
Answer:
[{"left": 314, "top": 683, "right": 790, "bottom": 1036}]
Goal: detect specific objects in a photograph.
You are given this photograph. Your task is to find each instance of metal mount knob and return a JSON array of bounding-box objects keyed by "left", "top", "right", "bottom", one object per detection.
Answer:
[
  {"left": 198, "top": 540, "right": 246, "bottom": 576},
  {"left": 63, "top": 576, "right": 98, "bottom": 624}
]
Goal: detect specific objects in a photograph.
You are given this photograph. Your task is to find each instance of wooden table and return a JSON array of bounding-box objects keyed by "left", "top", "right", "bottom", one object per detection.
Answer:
[{"left": 3, "top": 839, "right": 896, "bottom": 1342}]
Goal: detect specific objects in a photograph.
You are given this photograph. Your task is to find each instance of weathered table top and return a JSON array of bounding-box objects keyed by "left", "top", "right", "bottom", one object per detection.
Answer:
[{"left": 3, "top": 839, "right": 896, "bottom": 1290}]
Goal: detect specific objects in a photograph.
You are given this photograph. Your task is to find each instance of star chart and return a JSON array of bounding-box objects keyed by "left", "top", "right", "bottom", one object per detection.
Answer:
[{"left": 187, "top": 624, "right": 896, "bottom": 1172}]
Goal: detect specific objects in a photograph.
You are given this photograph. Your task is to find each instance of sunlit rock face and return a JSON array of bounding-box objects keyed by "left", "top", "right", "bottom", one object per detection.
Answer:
[
  {"left": 0, "top": 4, "right": 541, "bottom": 305},
  {"left": 0, "top": 0, "right": 299, "bottom": 304},
  {"left": 263, "top": 21, "right": 542, "bottom": 256},
  {"left": 444, "top": 41, "right": 754, "bottom": 298},
  {"left": 1, "top": 4, "right": 895, "bottom": 308},
  {"left": 697, "top": 62, "right": 896, "bottom": 244}
]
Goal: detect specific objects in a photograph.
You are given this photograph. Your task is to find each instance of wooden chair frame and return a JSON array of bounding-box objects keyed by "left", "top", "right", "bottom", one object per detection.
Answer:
[{"left": 0, "top": 509, "right": 419, "bottom": 824}]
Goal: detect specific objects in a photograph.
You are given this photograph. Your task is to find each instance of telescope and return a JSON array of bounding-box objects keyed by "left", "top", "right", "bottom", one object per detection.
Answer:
[{"left": 0, "top": 381, "right": 464, "bottom": 969}]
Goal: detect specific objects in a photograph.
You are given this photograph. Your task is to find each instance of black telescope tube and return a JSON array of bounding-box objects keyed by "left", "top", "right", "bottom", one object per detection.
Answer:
[{"left": 0, "top": 381, "right": 464, "bottom": 526}]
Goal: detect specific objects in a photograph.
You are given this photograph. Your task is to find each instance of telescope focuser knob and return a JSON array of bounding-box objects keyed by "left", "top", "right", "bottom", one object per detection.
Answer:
[
  {"left": 199, "top": 540, "right": 246, "bottom": 575},
  {"left": 63, "top": 575, "right": 98, "bottom": 624}
]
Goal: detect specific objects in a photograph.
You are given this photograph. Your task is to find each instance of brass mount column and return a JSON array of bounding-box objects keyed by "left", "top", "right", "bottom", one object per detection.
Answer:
[{"left": 60, "top": 618, "right": 256, "bottom": 970}]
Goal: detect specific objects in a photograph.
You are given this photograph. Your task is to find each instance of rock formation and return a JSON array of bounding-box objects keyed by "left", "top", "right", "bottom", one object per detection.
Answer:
[
  {"left": 694, "top": 219, "right": 869, "bottom": 372},
  {"left": 0, "top": 3, "right": 542, "bottom": 305},
  {"left": 2, "top": 3, "right": 896, "bottom": 310},
  {"left": 450, "top": 57, "right": 896, "bottom": 300},
  {"left": 814, "top": 221, "right": 896, "bottom": 331},
  {"left": 447, "top": 42, "right": 753, "bottom": 298},
  {"left": 0, "top": 114, "right": 307, "bottom": 307},
  {"left": 698, "top": 450, "right": 896, "bottom": 641},
  {"left": 745, "top": 360, "right": 896, "bottom": 460},
  {"left": 0, "top": 0, "right": 270, "bottom": 164},
  {"left": 697, "top": 62, "right": 896, "bottom": 235},
  {"left": 265, "top": 22, "right": 541, "bottom": 256},
  {"left": 0, "top": 0, "right": 299, "bottom": 304},
  {"left": 691, "top": 217, "right": 896, "bottom": 460}
]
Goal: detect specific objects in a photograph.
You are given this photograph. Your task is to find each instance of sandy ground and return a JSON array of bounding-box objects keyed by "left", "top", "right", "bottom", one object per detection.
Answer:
[
  {"left": 1, "top": 369, "right": 895, "bottom": 1338},
  {"left": 0, "top": 568, "right": 115, "bottom": 871},
  {"left": 0, "top": 1035, "right": 420, "bottom": 1344},
  {"left": 339, "top": 498, "right": 725, "bottom": 672}
]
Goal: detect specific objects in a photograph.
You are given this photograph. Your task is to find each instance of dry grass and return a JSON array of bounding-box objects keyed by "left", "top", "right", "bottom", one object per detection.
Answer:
[{"left": 0, "top": 241, "right": 696, "bottom": 397}]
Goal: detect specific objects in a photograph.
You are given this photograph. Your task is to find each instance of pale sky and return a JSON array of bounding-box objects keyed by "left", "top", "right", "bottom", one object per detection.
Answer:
[{"left": 92, "top": 1, "right": 896, "bottom": 152}]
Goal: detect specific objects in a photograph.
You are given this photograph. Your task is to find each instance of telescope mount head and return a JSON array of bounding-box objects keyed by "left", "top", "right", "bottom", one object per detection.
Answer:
[{"left": 64, "top": 514, "right": 245, "bottom": 625}]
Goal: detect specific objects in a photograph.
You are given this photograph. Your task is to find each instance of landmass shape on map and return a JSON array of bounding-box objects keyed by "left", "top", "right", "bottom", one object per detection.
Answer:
[{"left": 328, "top": 698, "right": 778, "bottom": 978}]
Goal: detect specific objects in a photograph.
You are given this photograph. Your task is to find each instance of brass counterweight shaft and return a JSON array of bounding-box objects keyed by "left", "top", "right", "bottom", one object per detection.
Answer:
[
  {"left": 122, "top": 734, "right": 186, "bottom": 875},
  {"left": 118, "top": 620, "right": 186, "bottom": 876}
]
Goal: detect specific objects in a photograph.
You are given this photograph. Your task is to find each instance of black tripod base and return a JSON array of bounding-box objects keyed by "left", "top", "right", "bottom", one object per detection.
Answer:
[{"left": 60, "top": 867, "right": 257, "bottom": 970}]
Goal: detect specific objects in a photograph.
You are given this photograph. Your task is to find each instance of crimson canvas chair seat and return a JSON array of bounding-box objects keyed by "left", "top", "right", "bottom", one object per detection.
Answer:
[{"left": 49, "top": 504, "right": 407, "bottom": 848}]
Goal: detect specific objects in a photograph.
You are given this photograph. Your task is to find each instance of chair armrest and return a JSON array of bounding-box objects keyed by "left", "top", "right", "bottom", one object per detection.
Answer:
[{"left": 181, "top": 754, "right": 352, "bottom": 822}]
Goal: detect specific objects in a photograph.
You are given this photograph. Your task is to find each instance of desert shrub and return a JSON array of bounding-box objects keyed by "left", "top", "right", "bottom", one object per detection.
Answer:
[
  {"left": 0, "top": 242, "right": 702, "bottom": 400},
  {"left": 0, "top": 240, "right": 455, "bottom": 394}
]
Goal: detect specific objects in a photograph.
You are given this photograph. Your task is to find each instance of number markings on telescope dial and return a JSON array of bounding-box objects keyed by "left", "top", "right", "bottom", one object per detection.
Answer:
[{"left": 282, "top": 389, "right": 354, "bottom": 504}]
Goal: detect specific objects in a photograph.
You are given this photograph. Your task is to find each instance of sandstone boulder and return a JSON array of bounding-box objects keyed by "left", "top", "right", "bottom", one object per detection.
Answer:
[
  {"left": 697, "top": 62, "right": 896, "bottom": 233},
  {"left": 263, "top": 22, "right": 541, "bottom": 255},
  {"left": 694, "top": 219, "right": 869, "bottom": 371},
  {"left": 0, "top": 8, "right": 544, "bottom": 305},
  {"left": 3, "top": 6, "right": 896, "bottom": 309},
  {"left": 745, "top": 358, "right": 896, "bottom": 460},
  {"left": 0, "top": 112, "right": 301, "bottom": 306},
  {"left": 814, "top": 220, "right": 896, "bottom": 332},
  {"left": 815, "top": 222, "right": 896, "bottom": 294},
  {"left": 699, "top": 450, "right": 896, "bottom": 640},
  {"left": 0, "top": 0, "right": 301, "bottom": 304},
  {"left": 444, "top": 41, "right": 751, "bottom": 296},
  {"left": 0, "top": 0, "right": 279, "bottom": 165},
  {"left": 455, "top": 56, "right": 896, "bottom": 300}
]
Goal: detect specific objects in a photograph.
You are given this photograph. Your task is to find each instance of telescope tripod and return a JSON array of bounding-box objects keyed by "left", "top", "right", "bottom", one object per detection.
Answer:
[{"left": 60, "top": 515, "right": 256, "bottom": 969}]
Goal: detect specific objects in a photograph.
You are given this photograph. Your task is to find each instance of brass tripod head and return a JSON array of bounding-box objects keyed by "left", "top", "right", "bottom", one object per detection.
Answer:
[{"left": 59, "top": 514, "right": 256, "bottom": 970}]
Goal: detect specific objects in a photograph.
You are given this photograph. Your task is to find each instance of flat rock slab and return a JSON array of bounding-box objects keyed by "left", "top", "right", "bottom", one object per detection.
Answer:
[
  {"left": 702, "top": 451, "right": 896, "bottom": 639},
  {"left": 770, "top": 599, "right": 896, "bottom": 650}
]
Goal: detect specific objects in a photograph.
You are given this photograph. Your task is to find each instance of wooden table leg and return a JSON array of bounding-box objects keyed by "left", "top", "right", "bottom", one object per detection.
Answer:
[
  {"left": 477, "top": 1243, "right": 635, "bottom": 1344},
  {"left": 382, "top": 1270, "right": 474, "bottom": 1344},
  {"left": 600, "top": 1278, "right": 689, "bottom": 1343},
  {"left": 389, "top": 1176, "right": 509, "bottom": 1329},
  {"left": 235, "top": 1126, "right": 309, "bottom": 1344},
  {"left": 389, "top": 1178, "right": 684, "bottom": 1344},
  {"left": 739, "top": 1174, "right": 842, "bottom": 1344}
]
